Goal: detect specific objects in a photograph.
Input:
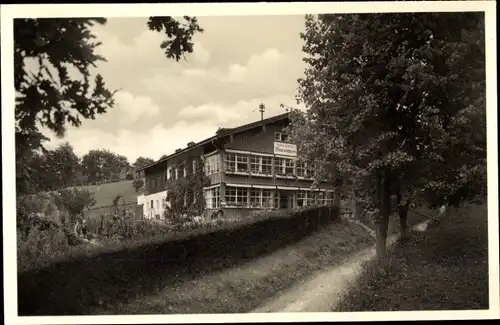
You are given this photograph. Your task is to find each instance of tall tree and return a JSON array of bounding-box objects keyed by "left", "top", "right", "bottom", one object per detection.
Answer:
[
  {"left": 81, "top": 149, "right": 116, "bottom": 184},
  {"left": 133, "top": 156, "right": 156, "bottom": 170},
  {"left": 292, "top": 12, "right": 485, "bottom": 262},
  {"left": 132, "top": 156, "right": 155, "bottom": 192},
  {"left": 15, "top": 17, "right": 203, "bottom": 195},
  {"left": 45, "top": 142, "right": 82, "bottom": 189}
]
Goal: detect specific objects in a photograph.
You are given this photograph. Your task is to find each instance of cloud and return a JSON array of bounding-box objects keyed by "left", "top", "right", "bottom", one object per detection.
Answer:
[
  {"left": 40, "top": 16, "right": 309, "bottom": 163},
  {"left": 114, "top": 91, "right": 161, "bottom": 126},
  {"left": 45, "top": 94, "right": 303, "bottom": 162},
  {"left": 46, "top": 121, "right": 217, "bottom": 162},
  {"left": 191, "top": 43, "right": 211, "bottom": 64},
  {"left": 177, "top": 94, "right": 304, "bottom": 126}
]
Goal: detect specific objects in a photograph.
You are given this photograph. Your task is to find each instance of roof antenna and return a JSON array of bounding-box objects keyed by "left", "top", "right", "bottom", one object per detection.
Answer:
[{"left": 258, "top": 103, "right": 265, "bottom": 121}]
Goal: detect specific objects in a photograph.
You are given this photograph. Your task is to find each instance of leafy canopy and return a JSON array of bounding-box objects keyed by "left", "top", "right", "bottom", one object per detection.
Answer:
[
  {"left": 290, "top": 13, "right": 486, "bottom": 212},
  {"left": 15, "top": 16, "right": 203, "bottom": 195}
]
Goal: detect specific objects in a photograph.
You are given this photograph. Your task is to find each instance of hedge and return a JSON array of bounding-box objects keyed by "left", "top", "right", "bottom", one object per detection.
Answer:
[{"left": 18, "top": 205, "right": 340, "bottom": 315}]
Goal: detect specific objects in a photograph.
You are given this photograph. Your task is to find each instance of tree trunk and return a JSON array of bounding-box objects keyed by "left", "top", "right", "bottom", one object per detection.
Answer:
[
  {"left": 398, "top": 203, "right": 410, "bottom": 241},
  {"left": 396, "top": 190, "right": 410, "bottom": 241},
  {"left": 375, "top": 169, "right": 391, "bottom": 264}
]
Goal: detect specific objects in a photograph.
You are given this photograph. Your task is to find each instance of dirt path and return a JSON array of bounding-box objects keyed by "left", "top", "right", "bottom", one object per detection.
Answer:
[
  {"left": 98, "top": 220, "right": 373, "bottom": 314},
  {"left": 251, "top": 219, "right": 433, "bottom": 313}
]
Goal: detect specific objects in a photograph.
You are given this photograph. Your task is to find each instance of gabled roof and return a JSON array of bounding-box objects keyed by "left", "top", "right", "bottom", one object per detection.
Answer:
[{"left": 138, "top": 112, "right": 290, "bottom": 172}]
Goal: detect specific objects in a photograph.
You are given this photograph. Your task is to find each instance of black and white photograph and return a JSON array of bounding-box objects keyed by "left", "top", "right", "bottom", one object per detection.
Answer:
[{"left": 2, "top": 1, "right": 498, "bottom": 323}]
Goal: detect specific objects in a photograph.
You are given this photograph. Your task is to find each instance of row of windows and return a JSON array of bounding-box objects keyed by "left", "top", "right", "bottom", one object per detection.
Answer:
[
  {"left": 166, "top": 159, "right": 198, "bottom": 180},
  {"left": 204, "top": 186, "right": 335, "bottom": 209},
  {"left": 224, "top": 153, "right": 316, "bottom": 178},
  {"left": 148, "top": 159, "right": 199, "bottom": 191}
]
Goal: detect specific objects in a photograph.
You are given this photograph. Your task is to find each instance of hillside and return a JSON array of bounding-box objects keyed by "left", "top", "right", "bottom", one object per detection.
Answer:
[
  {"left": 75, "top": 180, "right": 138, "bottom": 219},
  {"left": 24, "top": 180, "right": 140, "bottom": 220},
  {"left": 70, "top": 180, "right": 137, "bottom": 207}
]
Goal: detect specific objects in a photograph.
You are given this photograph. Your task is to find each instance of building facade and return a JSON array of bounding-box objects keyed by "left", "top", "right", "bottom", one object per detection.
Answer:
[{"left": 137, "top": 113, "right": 337, "bottom": 220}]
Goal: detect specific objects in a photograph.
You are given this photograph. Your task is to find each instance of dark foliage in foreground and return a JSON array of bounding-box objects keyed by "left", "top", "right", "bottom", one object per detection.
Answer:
[
  {"left": 18, "top": 205, "right": 339, "bottom": 315},
  {"left": 333, "top": 204, "right": 489, "bottom": 311}
]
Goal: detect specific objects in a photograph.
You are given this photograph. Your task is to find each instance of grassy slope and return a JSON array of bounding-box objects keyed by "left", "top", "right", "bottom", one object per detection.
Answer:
[
  {"left": 74, "top": 180, "right": 137, "bottom": 206},
  {"left": 68, "top": 180, "right": 137, "bottom": 219},
  {"left": 333, "top": 204, "right": 489, "bottom": 311},
  {"left": 92, "top": 219, "right": 375, "bottom": 314}
]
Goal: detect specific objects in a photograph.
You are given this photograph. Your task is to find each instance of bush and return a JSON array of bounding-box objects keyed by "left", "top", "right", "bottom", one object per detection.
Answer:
[{"left": 17, "top": 227, "right": 72, "bottom": 272}]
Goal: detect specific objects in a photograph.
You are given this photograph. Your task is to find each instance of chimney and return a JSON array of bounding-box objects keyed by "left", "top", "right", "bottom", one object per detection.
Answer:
[
  {"left": 187, "top": 141, "right": 195, "bottom": 147},
  {"left": 175, "top": 148, "right": 182, "bottom": 153}
]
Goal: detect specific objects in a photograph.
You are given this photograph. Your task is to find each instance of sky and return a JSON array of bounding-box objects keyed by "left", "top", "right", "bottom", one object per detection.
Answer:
[{"left": 44, "top": 15, "right": 309, "bottom": 163}]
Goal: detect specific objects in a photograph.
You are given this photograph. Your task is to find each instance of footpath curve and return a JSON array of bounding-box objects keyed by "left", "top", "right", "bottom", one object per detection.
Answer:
[{"left": 251, "top": 219, "right": 433, "bottom": 313}]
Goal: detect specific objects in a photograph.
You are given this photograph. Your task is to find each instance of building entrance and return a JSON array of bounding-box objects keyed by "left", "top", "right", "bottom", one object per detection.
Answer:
[{"left": 279, "top": 190, "right": 295, "bottom": 209}]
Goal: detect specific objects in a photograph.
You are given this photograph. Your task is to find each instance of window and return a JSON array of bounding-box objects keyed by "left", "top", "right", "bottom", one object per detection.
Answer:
[
  {"left": 205, "top": 154, "right": 221, "bottom": 175},
  {"left": 274, "top": 158, "right": 285, "bottom": 176},
  {"left": 307, "top": 163, "right": 316, "bottom": 179},
  {"left": 225, "top": 153, "right": 236, "bottom": 172},
  {"left": 175, "top": 167, "right": 179, "bottom": 179},
  {"left": 183, "top": 164, "right": 187, "bottom": 177},
  {"left": 262, "top": 156, "right": 273, "bottom": 175},
  {"left": 317, "top": 192, "right": 326, "bottom": 205},
  {"left": 273, "top": 192, "right": 280, "bottom": 208},
  {"left": 156, "top": 200, "right": 159, "bottom": 209},
  {"left": 309, "top": 192, "right": 317, "bottom": 205},
  {"left": 296, "top": 161, "right": 307, "bottom": 178},
  {"left": 250, "top": 188, "right": 261, "bottom": 208},
  {"left": 248, "top": 188, "right": 275, "bottom": 208},
  {"left": 225, "top": 153, "right": 249, "bottom": 173},
  {"left": 168, "top": 167, "right": 174, "bottom": 180},
  {"left": 183, "top": 194, "right": 187, "bottom": 207},
  {"left": 226, "top": 186, "right": 248, "bottom": 207},
  {"left": 237, "top": 155, "right": 249, "bottom": 172},
  {"left": 192, "top": 160, "right": 197, "bottom": 173},
  {"left": 275, "top": 132, "right": 291, "bottom": 142},
  {"left": 274, "top": 157, "right": 294, "bottom": 176},
  {"left": 262, "top": 190, "right": 274, "bottom": 208},
  {"left": 297, "top": 191, "right": 306, "bottom": 207},
  {"left": 205, "top": 189, "right": 212, "bottom": 208},
  {"left": 250, "top": 156, "right": 261, "bottom": 174},
  {"left": 250, "top": 155, "right": 273, "bottom": 176},
  {"left": 285, "top": 159, "right": 295, "bottom": 175},
  {"left": 296, "top": 191, "right": 319, "bottom": 207},
  {"left": 150, "top": 200, "right": 154, "bottom": 209},
  {"left": 205, "top": 187, "right": 220, "bottom": 209}
]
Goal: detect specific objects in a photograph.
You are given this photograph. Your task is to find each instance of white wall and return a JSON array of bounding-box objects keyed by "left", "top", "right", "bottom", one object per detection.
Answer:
[{"left": 138, "top": 190, "right": 169, "bottom": 219}]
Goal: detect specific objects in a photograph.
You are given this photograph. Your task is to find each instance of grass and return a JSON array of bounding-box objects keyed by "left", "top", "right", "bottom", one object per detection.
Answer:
[
  {"left": 36, "top": 180, "right": 138, "bottom": 219},
  {"left": 333, "top": 203, "right": 489, "bottom": 311},
  {"left": 92, "top": 219, "right": 375, "bottom": 314}
]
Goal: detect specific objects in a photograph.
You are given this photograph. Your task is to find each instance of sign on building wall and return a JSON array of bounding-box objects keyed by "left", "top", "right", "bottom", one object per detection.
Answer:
[{"left": 274, "top": 142, "right": 297, "bottom": 157}]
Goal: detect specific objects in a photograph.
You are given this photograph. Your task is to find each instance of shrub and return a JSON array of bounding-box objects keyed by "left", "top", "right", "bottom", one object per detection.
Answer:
[{"left": 17, "top": 227, "right": 72, "bottom": 272}]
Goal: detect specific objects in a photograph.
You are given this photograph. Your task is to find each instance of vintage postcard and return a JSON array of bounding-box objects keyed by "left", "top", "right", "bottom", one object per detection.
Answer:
[{"left": 1, "top": 1, "right": 498, "bottom": 324}]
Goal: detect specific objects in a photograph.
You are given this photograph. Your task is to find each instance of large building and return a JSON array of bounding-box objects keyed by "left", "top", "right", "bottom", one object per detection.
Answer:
[{"left": 136, "top": 112, "right": 337, "bottom": 220}]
